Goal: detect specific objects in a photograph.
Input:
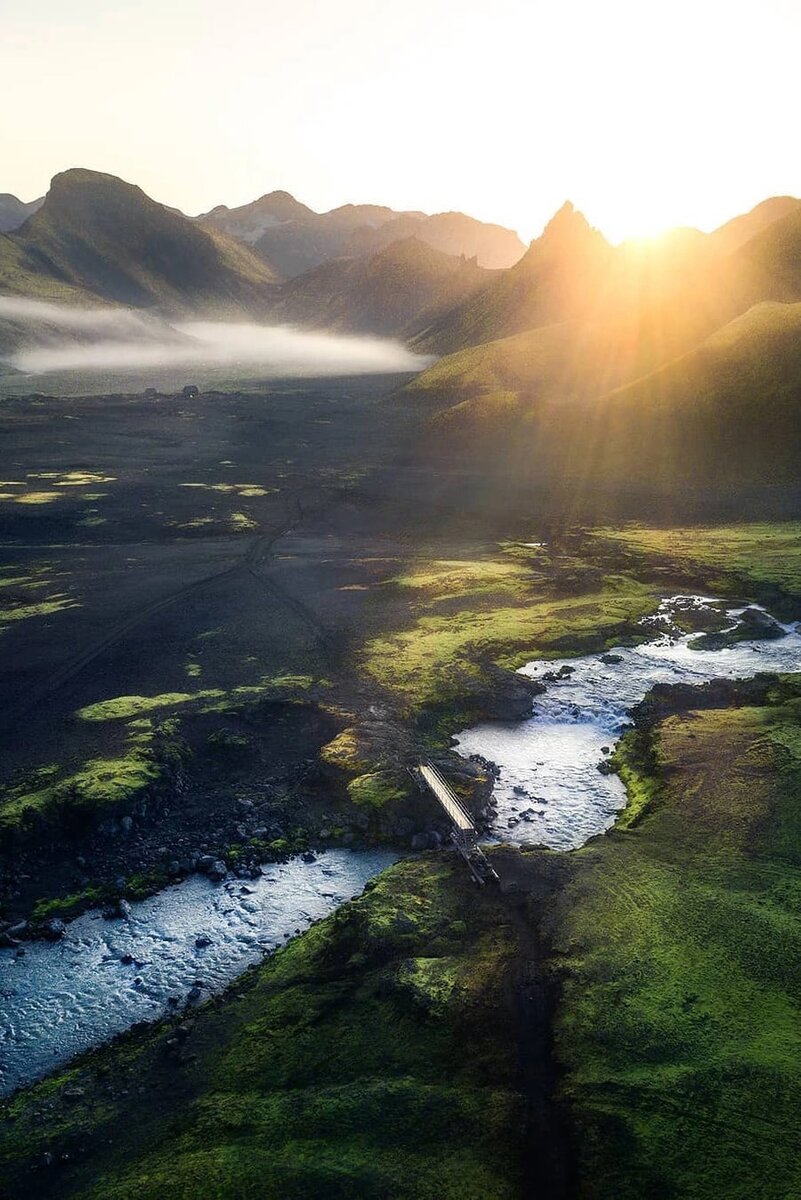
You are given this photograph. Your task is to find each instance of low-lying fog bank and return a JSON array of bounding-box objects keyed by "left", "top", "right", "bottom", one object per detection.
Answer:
[{"left": 0, "top": 297, "right": 431, "bottom": 395}]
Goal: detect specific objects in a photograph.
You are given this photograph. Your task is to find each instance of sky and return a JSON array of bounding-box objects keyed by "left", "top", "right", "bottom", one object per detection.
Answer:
[{"left": 1, "top": 0, "right": 799, "bottom": 243}]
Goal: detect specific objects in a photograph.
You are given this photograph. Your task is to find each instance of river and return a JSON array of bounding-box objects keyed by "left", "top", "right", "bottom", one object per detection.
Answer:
[
  {"left": 2, "top": 594, "right": 800, "bottom": 1096},
  {"left": 0, "top": 849, "right": 395, "bottom": 1095},
  {"left": 455, "top": 596, "right": 801, "bottom": 848}
]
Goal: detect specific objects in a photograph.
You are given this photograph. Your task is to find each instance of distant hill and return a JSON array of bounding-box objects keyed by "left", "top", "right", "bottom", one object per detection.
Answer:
[
  {"left": 0, "top": 193, "right": 44, "bottom": 233},
  {"left": 342, "top": 211, "right": 525, "bottom": 269},
  {"left": 710, "top": 196, "right": 801, "bottom": 255},
  {"left": 732, "top": 203, "right": 801, "bottom": 305},
  {"left": 251, "top": 202, "right": 423, "bottom": 278},
  {"left": 269, "top": 237, "right": 495, "bottom": 337},
  {"left": 0, "top": 169, "right": 280, "bottom": 313},
  {"left": 197, "top": 190, "right": 316, "bottom": 243}
]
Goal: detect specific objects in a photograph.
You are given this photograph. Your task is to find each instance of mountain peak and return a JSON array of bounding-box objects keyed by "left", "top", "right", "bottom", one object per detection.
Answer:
[{"left": 540, "top": 200, "right": 594, "bottom": 242}]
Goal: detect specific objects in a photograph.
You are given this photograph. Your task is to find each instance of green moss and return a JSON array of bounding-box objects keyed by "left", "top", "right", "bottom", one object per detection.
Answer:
[
  {"left": 320, "top": 727, "right": 370, "bottom": 773},
  {"left": 0, "top": 859, "right": 522, "bottom": 1200},
  {"left": 0, "top": 594, "right": 78, "bottom": 626},
  {"left": 31, "top": 888, "right": 104, "bottom": 922},
  {"left": 553, "top": 689, "right": 801, "bottom": 1198},
  {"left": 363, "top": 576, "right": 655, "bottom": 708},
  {"left": 347, "top": 772, "right": 407, "bottom": 809},
  {"left": 229, "top": 511, "right": 257, "bottom": 532},
  {"left": 596, "top": 522, "right": 801, "bottom": 600},
  {"left": 609, "top": 727, "right": 663, "bottom": 829},
  {"left": 0, "top": 723, "right": 187, "bottom": 833},
  {"left": 75, "top": 691, "right": 225, "bottom": 722}
]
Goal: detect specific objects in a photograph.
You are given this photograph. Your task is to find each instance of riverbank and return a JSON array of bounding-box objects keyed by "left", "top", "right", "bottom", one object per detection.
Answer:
[{"left": 3, "top": 673, "right": 801, "bottom": 1197}]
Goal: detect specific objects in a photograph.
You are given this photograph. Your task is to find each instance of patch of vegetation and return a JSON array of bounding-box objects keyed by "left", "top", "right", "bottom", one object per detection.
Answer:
[
  {"left": 552, "top": 689, "right": 801, "bottom": 1198},
  {"left": 179, "top": 482, "right": 272, "bottom": 497},
  {"left": 320, "top": 727, "right": 370, "bottom": 773},
  {"left": 229, "top": 511, "right": 257, "bottom": 532},
  {"left": 75, "top": 691, "right": 224, "bottom": 722},
  {"left": 0, "top": 859, "right": 523, "bottom": 1200},
  {"left": 75, "top": 677, "right": 318, "bottom": 723},
  {"left": 595, "top": 521, "right": 801, "bottom": 600},
  {"left": 0, "top": 594, "right": 78, "bottom": 628},
  {"left": 347, "top": 771, "right": 408, "bottom": 809},
  {"left": 0, "top": 723, "right": 187, "bottom": 835},
  {"left": 608, "top": 727, "right": 663, "bottom": 829},
  {"left": 31, "top": 888, "right": 104, "bottom": 922},
  {"left": 363, "top": 572, "right": 656, "bottom": 708}
]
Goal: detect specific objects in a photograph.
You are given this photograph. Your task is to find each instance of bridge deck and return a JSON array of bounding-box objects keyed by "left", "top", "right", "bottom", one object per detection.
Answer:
[{"left": 418, "top": 762, "right": 475, "bottom": 833}]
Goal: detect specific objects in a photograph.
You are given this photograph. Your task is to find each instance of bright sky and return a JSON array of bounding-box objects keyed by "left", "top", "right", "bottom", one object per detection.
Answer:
[{"left": 1, "top": 0, "right": 799, "bottom": 243}]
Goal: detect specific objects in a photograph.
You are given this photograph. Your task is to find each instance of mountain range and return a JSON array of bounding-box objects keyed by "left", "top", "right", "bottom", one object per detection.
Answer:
[
  {"left": 2, "top": 164, "right": 801, "bottom": 506},
  {"left": 0, "top": 192, "right": 44, "bottom": 234},
  {"left": 197, "top": 195, "right": 525, "bottom": 276}
]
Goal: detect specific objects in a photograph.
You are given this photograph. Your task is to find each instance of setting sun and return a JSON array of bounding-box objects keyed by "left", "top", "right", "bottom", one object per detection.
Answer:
[
  {"left": 2, "top": 3, "right": 801, "bottom": 1197},
  {"left": 2, "top": 0, "right": 800, "bottom": 242}
]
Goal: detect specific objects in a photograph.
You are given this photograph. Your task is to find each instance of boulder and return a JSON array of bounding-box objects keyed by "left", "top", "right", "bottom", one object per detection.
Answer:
[{"left": 40, "top": 917, "right": 66, "bottom": 941}]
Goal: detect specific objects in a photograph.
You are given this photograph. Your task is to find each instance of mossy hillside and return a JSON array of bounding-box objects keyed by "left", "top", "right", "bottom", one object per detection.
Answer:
[
  {"left": 74, "top": 675, "right": 320, "bottom": 723},
  {"left": 363, "top": 552, "right": 656, "bottom": 709},
  {"left": 594, "top": 521, "right": 801, "bottom": 607},
  {"left": 552, "top": 694, "right": 801, "bottom": 1199},
  {"left": 0, "top": 720, "right": 187, "bottom": 838},
  {"left": 347, "top": 771, "right": 408, "bottom": 810},
  {"left": 0, "top": 858, "right": 524, "bottom": 1200}
]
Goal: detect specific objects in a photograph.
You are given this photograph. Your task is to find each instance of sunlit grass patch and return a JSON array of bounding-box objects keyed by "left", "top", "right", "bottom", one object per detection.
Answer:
[
  {"left": 347, "top": 772, "right": 407, "bottom": 809},
  {"left": 179, "top": 482, "right": 273, "bottom": 497},
  {"left": 387, "top": 558, "right": 531, "bottom": 605},
  {"left": 320, "top": 728, "right": 371, "bottom": 773},
  {"left": 0, "top": 745, "right": 162, "bottom": 832},
  {"left": 76, "top": 691, "right": 225, "bottom": 722},
  {"left": 0, "top": 595, "right": 78, "bottom": 625},
  {"left": 230, "top": 511, "right": 257, "bottom": 531},
  {"left": 53, "top": 472, "right": 116, "bottom": 486},
  {"left": 363, "top": 578, "right": 655, "bottom": 707},
  {"left": 595, "top": 522, "right": 801, "bottom": 597},
  {"left": 555, "top": 690, "right": 801, "bottom": 1197},
  {"left": 0, "top": 491, "right": 62, "bottom": 505},
  {"left": 76, "top": 676, "right": 319, "bottom": 724}
]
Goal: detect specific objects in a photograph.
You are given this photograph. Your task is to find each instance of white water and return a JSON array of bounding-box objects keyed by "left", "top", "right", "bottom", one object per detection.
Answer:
[
  {"left": 0, "top": 849, "right": 395, "bottom": 1095},
  {"left": 455, "top": 597, "right": 801, "bottom": 849}
]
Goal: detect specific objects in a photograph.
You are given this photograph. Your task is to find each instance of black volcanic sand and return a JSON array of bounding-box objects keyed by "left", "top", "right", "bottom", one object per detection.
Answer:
[{"left": 0, "top": 375, "right": 518, "bottom": 921}]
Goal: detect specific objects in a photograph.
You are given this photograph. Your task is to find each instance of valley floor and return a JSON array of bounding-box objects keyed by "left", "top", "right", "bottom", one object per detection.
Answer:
[{"left": 2, "top": 375, "right": 801, "bottom": 1197}]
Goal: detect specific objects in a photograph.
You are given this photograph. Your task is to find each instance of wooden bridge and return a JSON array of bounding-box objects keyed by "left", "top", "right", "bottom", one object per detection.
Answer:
[{"left": 416, "top": 761, "right": 498, "bottom": 885}]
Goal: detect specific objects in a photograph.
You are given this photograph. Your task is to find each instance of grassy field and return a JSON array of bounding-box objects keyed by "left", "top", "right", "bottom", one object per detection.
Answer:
[
  {"left": 0, "top": 859, "right": 524, "bottom": 1200},
  {"left": 361, "top": 548, "right": 657, "bottom": 711},
  {"left": 595, "top": 522, "right": 801, "bottom": 599},
  {"left": 4, "top": 679, "right": 801, "bottom": 1197},
  {"left": 552, "top": 689, "right": 801, "bottom": 1198}
]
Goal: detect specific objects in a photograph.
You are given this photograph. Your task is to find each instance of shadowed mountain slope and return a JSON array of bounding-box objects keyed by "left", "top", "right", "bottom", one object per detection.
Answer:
[
  {"left": 710, "top": 195, "right": 801, "bottom": 254},
  {"left": 252, "top": 202, "right": 420, "bottom": 278},
  {"left": 270, "top": 237, "right": 495, "bottom": 337},
  {"left": 0, "top": 169, "right": 280, "bottom": 313},
  {"left": 0, "top": 192, "right": 44, "bottom": 233},
  {"left": 342, "top": 210, "right": 525, "bottom": 269}
]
